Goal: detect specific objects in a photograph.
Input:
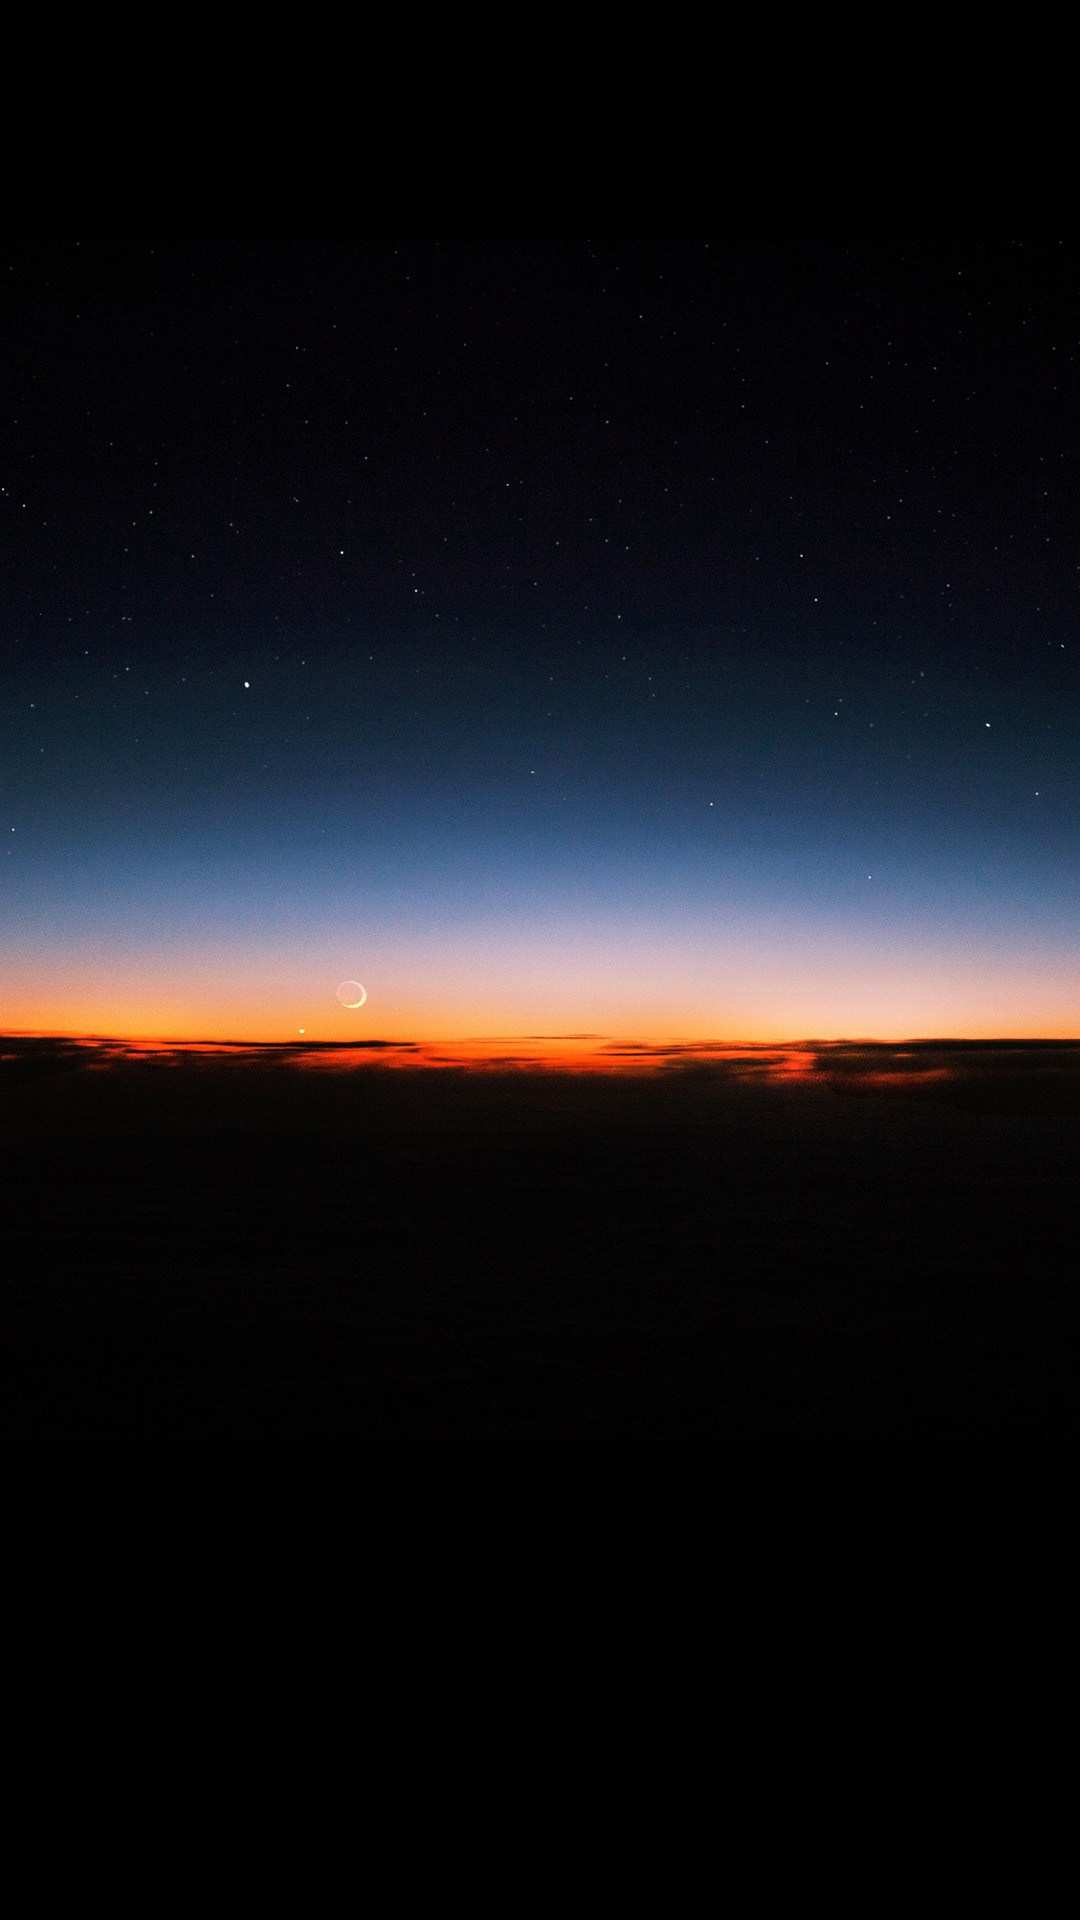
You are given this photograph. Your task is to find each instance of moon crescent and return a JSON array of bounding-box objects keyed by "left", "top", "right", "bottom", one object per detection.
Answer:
[{"left": 336, "top": 980, "right": 368, "bottom": 1009}]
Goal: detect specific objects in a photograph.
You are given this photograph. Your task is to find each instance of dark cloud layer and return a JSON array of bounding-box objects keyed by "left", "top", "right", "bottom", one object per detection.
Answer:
[{"left": 6, "top": 1032, "right": 1080, "bottom": 1112}]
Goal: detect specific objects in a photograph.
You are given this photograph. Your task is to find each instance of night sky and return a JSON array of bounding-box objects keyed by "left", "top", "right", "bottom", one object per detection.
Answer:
[{"left": 5, "top": 240, "right": 1079, "bottom": 1044}]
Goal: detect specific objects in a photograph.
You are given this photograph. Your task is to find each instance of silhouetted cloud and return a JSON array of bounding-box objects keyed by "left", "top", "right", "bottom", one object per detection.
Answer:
[{"left": 5, "top": 1034, "right": 1080, "bottom": 1110}]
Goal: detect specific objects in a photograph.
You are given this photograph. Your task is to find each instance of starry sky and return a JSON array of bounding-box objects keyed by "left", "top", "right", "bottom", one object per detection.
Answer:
[{"left": 4, "top": 239, "right": 1079, "bottom": 1043}]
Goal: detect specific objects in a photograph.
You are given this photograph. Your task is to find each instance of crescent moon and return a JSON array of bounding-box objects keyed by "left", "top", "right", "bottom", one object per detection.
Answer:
[{"left": 336, "top": 980, "right": 368, "bottom": 1009}]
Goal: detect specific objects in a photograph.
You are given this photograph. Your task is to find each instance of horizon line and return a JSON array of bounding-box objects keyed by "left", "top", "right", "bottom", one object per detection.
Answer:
[{"left": 7, "top": 1028, "right": 1080, "bottom": 1050}]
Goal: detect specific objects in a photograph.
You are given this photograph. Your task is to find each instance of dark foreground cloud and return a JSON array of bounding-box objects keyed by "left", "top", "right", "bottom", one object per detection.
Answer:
[
  {"left": 0, "top": 1035, "right": 418, "bottom": 1074},
  {"left": 6, "top": 1033, "right": 1080, "bottom": 1113}
]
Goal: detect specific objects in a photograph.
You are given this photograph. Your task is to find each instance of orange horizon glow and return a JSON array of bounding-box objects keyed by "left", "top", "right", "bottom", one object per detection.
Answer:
[
  {"left": 6, "top": 983, "right": 1080, "bottom": 1049},
  {"left": 6, "top": 1003, "right": 1080, "bottom": 1048},
  {"left": 9, "top": 1011, "right": 1080, "bottom": 1041},
  {"left": 7, "top": 901, "right": 1080, "bottom": 1050}
]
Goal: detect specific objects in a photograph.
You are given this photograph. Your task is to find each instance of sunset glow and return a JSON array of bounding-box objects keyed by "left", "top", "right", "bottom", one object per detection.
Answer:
[{"left": 5, "top": 919, "right": 1080, "bottom": 1055}]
